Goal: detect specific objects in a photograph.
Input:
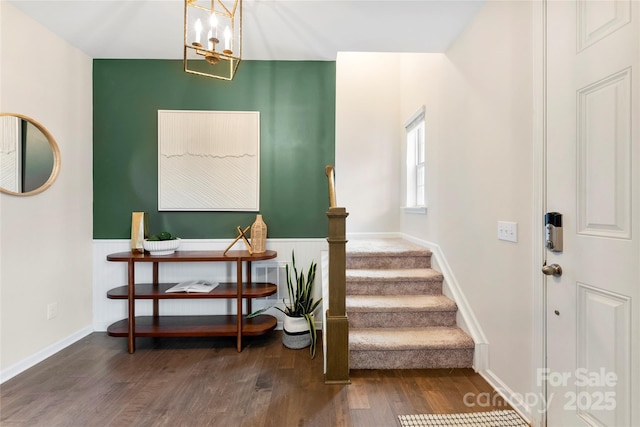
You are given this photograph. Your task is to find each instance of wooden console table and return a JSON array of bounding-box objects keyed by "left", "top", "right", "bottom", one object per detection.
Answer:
[{"left": 106, "top": 250, "right": 278, "bottom": 353}]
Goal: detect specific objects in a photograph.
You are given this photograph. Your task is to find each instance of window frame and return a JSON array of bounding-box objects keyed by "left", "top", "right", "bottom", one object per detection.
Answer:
[{"left": 403, "top": 106, "right": 427, "bottom": 214}]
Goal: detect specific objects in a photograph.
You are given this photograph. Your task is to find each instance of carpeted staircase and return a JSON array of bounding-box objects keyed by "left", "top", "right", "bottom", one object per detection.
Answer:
[{"left": 346, "top": 238, "right": 474, "bottom": 369}]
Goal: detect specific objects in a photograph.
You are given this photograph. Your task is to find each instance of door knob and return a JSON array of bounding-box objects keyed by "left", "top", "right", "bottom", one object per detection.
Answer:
[{"left": 542, "top": 263, "right": 562, "bottom": 277}]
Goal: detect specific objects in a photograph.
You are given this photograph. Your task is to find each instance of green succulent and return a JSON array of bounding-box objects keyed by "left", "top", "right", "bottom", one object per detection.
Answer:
[
  {"left": 147, "top": 231, "right": 177, "bottom": 241},
  {"left": 247, "top": 251, "right": 322, "bottom": 358}
]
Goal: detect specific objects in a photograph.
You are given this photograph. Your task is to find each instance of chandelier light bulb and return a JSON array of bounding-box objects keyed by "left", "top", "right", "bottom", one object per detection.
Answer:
[
  {"left": 224, "top": 26, "right": 231, "bottom": 51},
  {"left": 210, "top": 13, "right": 218, "bottom": 38},
  {"left": 194, "top": 18, "right": 202, "bottom": 44}
]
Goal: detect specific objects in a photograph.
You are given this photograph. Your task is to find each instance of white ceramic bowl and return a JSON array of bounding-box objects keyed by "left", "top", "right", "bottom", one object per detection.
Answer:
[{"left": 143, "top": 238, "right": 181, "bottom": 255}]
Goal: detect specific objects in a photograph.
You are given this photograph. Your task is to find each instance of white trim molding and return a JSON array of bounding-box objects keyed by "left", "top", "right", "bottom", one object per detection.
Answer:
[
  {"left": 403, "top": 233, "right": 534, "bottom": 423},
  {"left": 0, "top": 326, "right": 93, "bottom": 384},
  {"left": 480, "top": 369, "right": 533, "bottom": 426},
  {"left": 401, "top": 206, "right": 427, "bottom": 215},
  {"left": 531, "top": 0, "right": 547, "bottom": 425},
  {"left": 401, "top": 234, "right": 489, "bottom": 372}
]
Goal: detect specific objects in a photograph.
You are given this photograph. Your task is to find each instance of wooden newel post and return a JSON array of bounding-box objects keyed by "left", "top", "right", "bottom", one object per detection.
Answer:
[{"left": 325, "top": 206, "right": 350, "bottom": 384}]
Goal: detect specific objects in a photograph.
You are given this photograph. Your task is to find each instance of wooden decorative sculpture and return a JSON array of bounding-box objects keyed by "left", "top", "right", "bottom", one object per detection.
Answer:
[{"left": 223, "top": 225, "right": 252, "bottom": 255}]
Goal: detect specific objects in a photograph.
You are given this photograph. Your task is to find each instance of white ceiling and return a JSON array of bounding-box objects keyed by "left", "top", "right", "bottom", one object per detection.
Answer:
[{"left": 9, "top": 0, "right": 485, "bottom": 61}]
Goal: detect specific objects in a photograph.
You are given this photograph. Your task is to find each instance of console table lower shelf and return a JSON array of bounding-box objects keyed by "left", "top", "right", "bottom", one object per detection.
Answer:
[
  {"left": 107, "top": 315, "right": 277, "bottom": 337},
  {"left": 105, "top": 249, "right": 278, "bottom": 353}
]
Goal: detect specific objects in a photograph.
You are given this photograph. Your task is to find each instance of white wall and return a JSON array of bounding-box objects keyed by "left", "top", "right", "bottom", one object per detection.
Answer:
[
  {"left": 1, "top": 2, "right": 537, "bottom": 414},
  {"left": 401, "top": 0, "right": 535, "bottom": 417},
  {"left": 336, "top": 0, "right": 535, "bottom": 420},
  {"left": 438, "top": 1, "right": 534, "bottom": 412},
  {"left": 0, "top": 2, "right": 93, "bottom": 377},
  {"left": 335, "top": 52, "right": 401, "bottom": 235},
  {"left": 398, "top": 53, "right": 445, "bottom": 241}
]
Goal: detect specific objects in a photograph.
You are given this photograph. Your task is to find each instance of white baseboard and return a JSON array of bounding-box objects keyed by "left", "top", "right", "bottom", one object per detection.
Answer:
[
  {"left": 341, "top": 232, "right": 491, "bottom": 372},
  {"left": 480, "top": 369, "right": 533, "bottom": 425},
  {"left": 0, "top": 325, "right": 93, "bottom": 384},
  {"left": 400, "top": 233, "right": 489, "bottom": 372},
  {"left": 401, "top": 234, "right": 538, "bottom": 424}
]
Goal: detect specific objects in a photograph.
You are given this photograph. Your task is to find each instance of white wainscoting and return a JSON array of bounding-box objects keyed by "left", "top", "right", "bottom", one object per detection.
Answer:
[{"left": 93, "top": 238, "right": 328, "bottom": 332}]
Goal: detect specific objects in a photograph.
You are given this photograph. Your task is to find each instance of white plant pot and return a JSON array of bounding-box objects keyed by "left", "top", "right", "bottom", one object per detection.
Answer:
[
  {"left": 282, "top": 315, "right": 312, "bottom": 349},
  {"left": 143, "top": 238, "right": 181, "bottom": 255}
]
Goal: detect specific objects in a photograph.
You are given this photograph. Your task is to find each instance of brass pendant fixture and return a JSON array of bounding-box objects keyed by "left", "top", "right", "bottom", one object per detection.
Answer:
[{"left": 184, "top": 0, "right": 242, "bottom": 80}]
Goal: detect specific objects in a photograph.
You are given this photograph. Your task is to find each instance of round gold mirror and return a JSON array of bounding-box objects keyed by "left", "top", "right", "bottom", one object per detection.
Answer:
[{"left": 0, "top": 113, "right": 61, "bottom": 196}]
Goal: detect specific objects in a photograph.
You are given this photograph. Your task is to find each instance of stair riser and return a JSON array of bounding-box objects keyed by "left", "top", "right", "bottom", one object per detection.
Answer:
[
  {"left": 350, "top": 348, "right": 474, "bottom": 369},
  {"left": 346, "top": 255, "right": 431, "bottom": 270},
  {"left": 348, "top": 311, "right": 457, "bottom": 328},
  {"left": 346, "top": 281, "right": 443, "bottom": 296},
  {"left": 344, "top": 239, "right": 474, "bottom": 370}
]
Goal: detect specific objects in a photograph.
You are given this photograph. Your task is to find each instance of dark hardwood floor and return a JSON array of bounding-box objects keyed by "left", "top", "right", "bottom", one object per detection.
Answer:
[{"left": 1, "top": 332, "right": 512, "bottom": 426}]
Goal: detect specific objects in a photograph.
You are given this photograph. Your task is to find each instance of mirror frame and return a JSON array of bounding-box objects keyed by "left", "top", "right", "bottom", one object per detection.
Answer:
[{"left": 0, "top": 113, "right": 61, "bottom": 196}]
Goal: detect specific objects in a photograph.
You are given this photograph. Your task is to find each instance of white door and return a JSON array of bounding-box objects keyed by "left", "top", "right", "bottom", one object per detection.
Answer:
[{"left": 545, "top": 0, "right": 639, "bottom": 426}]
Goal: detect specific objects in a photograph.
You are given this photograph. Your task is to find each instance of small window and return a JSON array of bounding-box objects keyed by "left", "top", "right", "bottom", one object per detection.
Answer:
[{"left": 405, "top": 107, "right": 426, "bottom": 211}]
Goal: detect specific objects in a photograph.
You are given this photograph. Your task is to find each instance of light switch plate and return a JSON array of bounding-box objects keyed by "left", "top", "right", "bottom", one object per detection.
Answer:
[
  {"left": 498, "top": 221, "right": 518, "bottom": 242},
  {"left": 47, "top": 302, "right": 58, "bottom": 320}
]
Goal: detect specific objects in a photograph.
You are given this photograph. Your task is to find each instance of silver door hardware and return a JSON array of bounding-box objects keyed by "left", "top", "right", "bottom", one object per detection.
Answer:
[
  {"left": 545, "top": 212, "right": 563, "bottom": 252},
  {"left": 542, "top": 263, "right": 563, "bottom": 277}
]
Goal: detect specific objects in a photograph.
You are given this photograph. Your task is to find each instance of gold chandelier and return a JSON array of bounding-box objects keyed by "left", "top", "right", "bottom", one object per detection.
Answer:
[{"left": 184, "top": 0, "right": 242, "bottom": 80}]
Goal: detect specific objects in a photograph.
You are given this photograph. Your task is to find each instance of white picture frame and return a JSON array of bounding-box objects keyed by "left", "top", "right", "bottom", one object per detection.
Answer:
[{"left": 158, "top": 110, "right": 260, "bottom": 211}]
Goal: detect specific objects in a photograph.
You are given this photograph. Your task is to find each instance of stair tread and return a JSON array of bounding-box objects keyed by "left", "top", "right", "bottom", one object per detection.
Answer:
[
  {"left": 341, "top": 238, "right": 474, "bottom": 369},
  {"left": 346, "top": 238, "right": 431, "bottom": 257},
  {"left": 346, "top": 295, "right": 456, "bottom": 312},
  {"left": 350, "top": 327, "right": 474, "bottom": 351},
  {"left": 346, "top": 268, "right": 442, "bottom": 281}
]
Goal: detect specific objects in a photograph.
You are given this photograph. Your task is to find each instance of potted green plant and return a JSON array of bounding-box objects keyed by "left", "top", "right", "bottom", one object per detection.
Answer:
[
  {"left": 143, "top": 231, "right": 181, "bottom": 255},
  {"left": 248, "top": 251, "right": 322, "bottom": 358}
]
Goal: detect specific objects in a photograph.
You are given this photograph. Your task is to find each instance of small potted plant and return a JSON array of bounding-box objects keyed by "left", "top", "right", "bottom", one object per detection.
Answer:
[
  {"left": 143, "top": 231, "right": 181, "bottom": 255},
  {"left": 248, "top": 251, "right": 322, "bottom": 358}
]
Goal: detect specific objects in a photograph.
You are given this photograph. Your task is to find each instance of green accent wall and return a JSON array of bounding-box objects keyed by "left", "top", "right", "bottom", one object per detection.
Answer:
[{"left": 93, "top": 60, "right": 335, "bottom": 239}]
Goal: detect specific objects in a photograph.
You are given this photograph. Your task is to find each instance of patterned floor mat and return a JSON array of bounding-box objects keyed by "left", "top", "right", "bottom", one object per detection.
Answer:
[{"left": 398, "top": 410, "right": 528, "bottom": 426}]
